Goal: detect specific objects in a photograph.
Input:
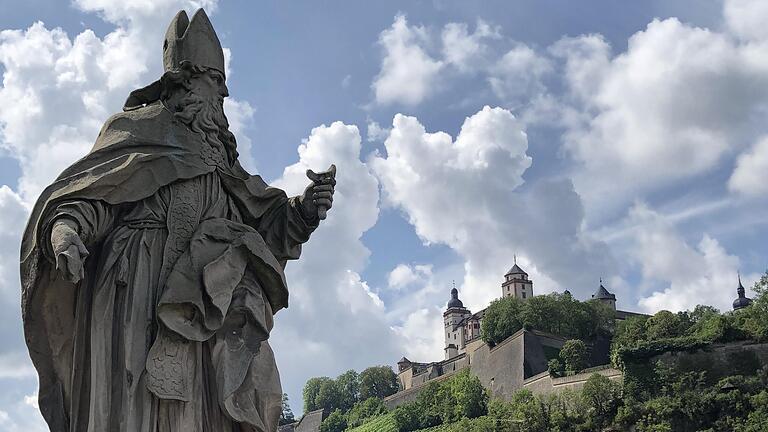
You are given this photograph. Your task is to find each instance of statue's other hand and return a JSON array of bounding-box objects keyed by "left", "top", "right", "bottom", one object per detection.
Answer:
[
  {"left": 50, "top": 219, "right": 89, "bottom": 284},
  {"left": 303, "top": 164, "right": 337, "bottom": 220}
]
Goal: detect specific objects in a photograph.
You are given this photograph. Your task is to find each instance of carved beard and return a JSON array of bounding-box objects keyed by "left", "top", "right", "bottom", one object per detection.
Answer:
[{"left": 174, "top": 89, "right": 238, "bottom": 164}]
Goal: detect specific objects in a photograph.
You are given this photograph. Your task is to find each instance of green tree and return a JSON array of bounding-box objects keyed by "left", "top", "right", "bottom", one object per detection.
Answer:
[
  {"left": 336, "top": 369, "right": 360, "bottom": 412},
  {"left": 687, "top": 304, "right": 720, "bottom": 324},
  {"left": 279, "top": 393, "right": 295, "bottom": 425},
  {"left": 359, "top": 366, "right": 398, "bottom": 400},
  {"left": 644, "top": 310, "right": 690, "bottom": 340},
  {"left": 481, "top": 293, "right": 614, "bottom": 346},
  {"left": 481, "top": 296, "right": 525, "bottom": 345},
  {"left": 319, "top": 409, "right": 347, "bottom": 432},
  {"left": 316, "top": 378, "right": 343, "bottom": 413},
  {"left": 303, "top": 376, "right": 332, "bottom": 413},
  {"left": 580, "top": 373, "right": 621, "bottom": 430},
  {"left": 560, "top": 339, "right": 588, "bottom": 373},
  {"left": 612, "top": 315, "right": 648, "bottom": 351},
  {"left": 445, "top": 369, "right": 488, "bottom": 421}
]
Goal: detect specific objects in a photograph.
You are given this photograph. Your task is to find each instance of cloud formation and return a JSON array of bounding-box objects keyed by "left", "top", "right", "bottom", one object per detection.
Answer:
[
  {"left": 371, "top": 106, "right": 615, "bottom": 312},
  {"left": 628, "top": 203, "right": 749, "bottom": 312},
  {"left": 372, "top": 15, "right": 443, "bottom": 106}
]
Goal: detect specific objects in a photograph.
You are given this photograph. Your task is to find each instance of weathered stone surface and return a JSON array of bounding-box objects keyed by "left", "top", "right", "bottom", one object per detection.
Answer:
[{"left": 21, "top": 8, "right": 335, "bottom": 432}]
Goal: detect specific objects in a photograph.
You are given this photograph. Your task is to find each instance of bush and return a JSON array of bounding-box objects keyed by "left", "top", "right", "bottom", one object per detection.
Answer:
[
  {"left": 547, "top": 358, "right": 564, "bottom": 377},
  {"left": 580, "top": 374, "right": 621, "bottom": 430},
  {"left": 346, "top": 397, "right": 388, "bottom": 428},
  {"left": 391, "top": 370, "right": 488, "bottom": 431},
  {"left": 392, "top": 403, "right": 424, "bottom": 432},
  {"left": 319, "top": 409, "right": 347, "bottom": 432},
  {"left": 560, "top": 339, "right": 588, "bottom": 373}
]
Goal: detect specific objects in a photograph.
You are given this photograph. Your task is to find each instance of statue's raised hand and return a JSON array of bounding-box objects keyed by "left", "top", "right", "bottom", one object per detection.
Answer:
[
  {"left": 302, "top": 164, "right": 336, "bottom": 220},
  {"left": 50, "top": 218, "right": 89, "bottom": 283}
]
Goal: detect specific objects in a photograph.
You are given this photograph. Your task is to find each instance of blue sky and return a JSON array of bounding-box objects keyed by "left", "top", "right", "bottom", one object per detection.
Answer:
[{"left": 1, "top": 0, "right": 767, "bottom": 428}]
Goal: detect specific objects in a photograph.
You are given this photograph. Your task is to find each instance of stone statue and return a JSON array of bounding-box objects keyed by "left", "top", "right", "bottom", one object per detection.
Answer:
[{"left": 20, "top": 9, "right": 335, "bottom": 432}]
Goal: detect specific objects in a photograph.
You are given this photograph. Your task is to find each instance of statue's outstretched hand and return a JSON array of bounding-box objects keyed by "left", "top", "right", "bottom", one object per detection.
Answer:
[
  {"left": 302, "top": 164, "right": 336, "bottom": 221},
  {"left": 50, "top": 218, "right": 89, "bottom": 283}
]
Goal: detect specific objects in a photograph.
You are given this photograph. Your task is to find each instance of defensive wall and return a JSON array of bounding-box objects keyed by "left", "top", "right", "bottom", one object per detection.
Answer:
[{"left": 386, "top": 333, "right": 768, "bottom": 412}]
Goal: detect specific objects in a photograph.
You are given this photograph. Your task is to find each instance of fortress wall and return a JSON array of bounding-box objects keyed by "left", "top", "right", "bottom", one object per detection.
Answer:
[
  {"left": 471, "top": 330, "right": 527, "bottom": 400},
  {"left": 522, "top": 331, "right": 551, "bottom": 378},
  {"left": 522, "top": 366, "right": 623, "bottom": 395},
  {"left": 651, "top": 341, "right": 768, "bottom": 381},
  {"left": 442, "top": 355, "right": 469, "bottom": 375}
]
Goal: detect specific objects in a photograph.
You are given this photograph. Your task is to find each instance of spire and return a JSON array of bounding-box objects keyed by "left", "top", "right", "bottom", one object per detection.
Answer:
[
  {"left": 733, "top": 273, "right": 753, "bottom": 310},
  {"left": 592, "top": 280, "right": 615, "bottom": 300},
  {"left": 737, "top": 272, "right": 745, "bottom": 296}
]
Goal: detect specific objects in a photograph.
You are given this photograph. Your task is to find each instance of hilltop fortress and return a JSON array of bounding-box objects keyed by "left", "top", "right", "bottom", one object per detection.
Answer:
[{"left": 384, "top": 263, "right": 763, "bottom": 409}]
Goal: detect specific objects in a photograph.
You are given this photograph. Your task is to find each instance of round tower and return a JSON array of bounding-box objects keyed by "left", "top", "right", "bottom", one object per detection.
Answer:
[{"left": 592, "top": 279, "right": 616, "bottom": 310}]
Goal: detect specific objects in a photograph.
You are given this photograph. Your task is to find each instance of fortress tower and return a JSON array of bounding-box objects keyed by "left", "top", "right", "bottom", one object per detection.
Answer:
[
  {"left": 592, "top": 279, "right": 617, "bottom": 310},
  {"left": 444, "top": 288, "right": 471, "bottom": 359},
  {"left": 501, "top": 260, "right": 533, "bottom": 299}
]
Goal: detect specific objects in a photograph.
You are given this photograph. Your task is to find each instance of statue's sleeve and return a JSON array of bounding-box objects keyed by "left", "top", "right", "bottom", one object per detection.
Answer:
[
  {"left": 254, "top": 195, "right": 318, "bottom": 262},
  {"left": 41, "top": 200, "right": 118, "bottom": 257}
]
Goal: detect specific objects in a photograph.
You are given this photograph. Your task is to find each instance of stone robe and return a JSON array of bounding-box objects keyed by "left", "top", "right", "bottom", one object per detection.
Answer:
[{"left": 21, "top": 102, "right": 317, "bottom": 432}]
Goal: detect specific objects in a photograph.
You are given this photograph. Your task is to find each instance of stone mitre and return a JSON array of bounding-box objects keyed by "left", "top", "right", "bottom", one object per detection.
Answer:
[{"left": 124, "top": 8, "right": 225, "bottom": 110}]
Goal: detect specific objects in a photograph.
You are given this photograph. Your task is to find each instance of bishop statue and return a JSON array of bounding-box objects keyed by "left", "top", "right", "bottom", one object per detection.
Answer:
[{"left": 20, "top": 9, "right": 335, "bottom": 432}]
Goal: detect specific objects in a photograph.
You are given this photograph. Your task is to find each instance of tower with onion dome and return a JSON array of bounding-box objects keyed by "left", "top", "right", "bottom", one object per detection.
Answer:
[
  {"left": 733, "top": 275, "right": 753, "bottom": 311},
  {"left": 444, "top": 286, "right": 471, "bottom": 359}
]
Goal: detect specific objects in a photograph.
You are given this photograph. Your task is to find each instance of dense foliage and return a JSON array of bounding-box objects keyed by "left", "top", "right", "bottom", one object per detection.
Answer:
[
  {"left": 346, "top": 397, "right": 388, "bottom": 428},
  {"left": 319, "top": 409, "right": 347, "bottom": 432},
  {"left": 304, "top": 366, "right": 398, "bottom": 415},
  {"left": 559, "top": 339, "right": 589, "bottom": 374},
  {"left": 359, "top": 366, "right": 399, "bottom": 400},
  {"left": 611, "top": 276, "right": 768, "bottom": 371},
  {"left": 358, "top": 369, "right": 768, "bottom": 432},
  {"left": 391, "top": 369, "right": 489, "bottom": 431},
  {"left": 480, "top": 292, "right": 614, "bottom": 346},
  {"left": 303, "top": 366, "right": 398, "bottom": 431}
]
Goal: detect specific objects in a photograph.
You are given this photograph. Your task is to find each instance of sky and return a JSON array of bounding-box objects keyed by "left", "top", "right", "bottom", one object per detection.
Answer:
[{"left": 0, "top": 0, "right": 767, "bottom": 428}]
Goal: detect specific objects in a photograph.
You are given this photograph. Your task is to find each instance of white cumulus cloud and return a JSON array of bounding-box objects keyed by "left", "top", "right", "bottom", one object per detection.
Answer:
[
  {"left": 628, "top": 203, "right": 747, "bottom": 312},
  {"left": 372, "top": 15, "right": 443, "bottom": 107},
  {"left": 371, "top": 106, "right": 615, "bottom": 311},
  {"left": 728, "top": 136, "right": 768, "bottom": 196}
]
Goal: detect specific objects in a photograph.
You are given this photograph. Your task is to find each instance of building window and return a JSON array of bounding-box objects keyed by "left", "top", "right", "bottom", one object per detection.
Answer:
[{"left": 522, "top": 292, "right": 527, "bottom": 299}]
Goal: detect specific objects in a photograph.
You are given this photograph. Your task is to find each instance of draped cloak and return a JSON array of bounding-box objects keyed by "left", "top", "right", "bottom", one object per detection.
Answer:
[{"left": 20, "top": 101, "right": 316, "bottom": 431}]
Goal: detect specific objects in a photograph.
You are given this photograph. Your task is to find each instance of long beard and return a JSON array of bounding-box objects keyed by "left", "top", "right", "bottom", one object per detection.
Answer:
[{"left": 174, "top": 90, "right": 238, "bottom": 163}]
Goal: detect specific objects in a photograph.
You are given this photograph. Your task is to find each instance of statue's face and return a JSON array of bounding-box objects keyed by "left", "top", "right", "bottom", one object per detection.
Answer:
[{"left": 189, "top": 69, "right": 228, "bottom": 104}]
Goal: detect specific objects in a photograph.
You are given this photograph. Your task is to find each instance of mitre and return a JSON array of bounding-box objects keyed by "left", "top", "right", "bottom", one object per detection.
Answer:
[{"left": 123, "top": 8, "right": 225, "bottom": 111}]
